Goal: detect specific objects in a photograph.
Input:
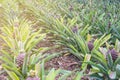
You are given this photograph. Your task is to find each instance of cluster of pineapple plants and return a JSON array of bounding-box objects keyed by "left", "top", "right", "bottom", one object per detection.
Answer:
[
  {"left": 0, "top": 0, "right": 71, "bottom": 80},
  {"left": 0, "top": 0, "right": 120, "bottom": 80}
]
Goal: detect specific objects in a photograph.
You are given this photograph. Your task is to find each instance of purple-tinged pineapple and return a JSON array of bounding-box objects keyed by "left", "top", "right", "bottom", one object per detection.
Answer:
[
  {"left": 16, "top": 53, "right": 25, "bottom": 67},
  {"left": 72, "top": 26, "right": 78, "bottom": 33},
  {"left": 107, "top": 49, "right": 118, "bottom": 61},
  {"left": 87, "top": 41, "right": 94, "bottom": 51},
  {"left": 69, "top": 5, "right": 73, "bottom": 11}
]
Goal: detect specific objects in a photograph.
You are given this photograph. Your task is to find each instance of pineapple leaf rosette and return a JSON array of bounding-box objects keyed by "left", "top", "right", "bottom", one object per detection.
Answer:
[
  {"left": 87, "top": 40, "right": 120, "bottom": 79},
  {"left": 0, "top": 18, "right": 60, "bottom": 80}
]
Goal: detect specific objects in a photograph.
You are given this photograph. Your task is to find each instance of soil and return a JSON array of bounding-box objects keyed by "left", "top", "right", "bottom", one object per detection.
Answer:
[
  {"left": 37, "top": 34, "right": 82, "bottom": 80},
  {"left": 37, "top": 34, "right": 81, "bottom": 70}
]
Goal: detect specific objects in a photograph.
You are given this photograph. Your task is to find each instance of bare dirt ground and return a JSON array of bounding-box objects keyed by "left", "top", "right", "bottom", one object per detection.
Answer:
[
  {"left": 37, "top": 34, "right": 80, "bottom": 70},
  {"left": 37, "top": 34, "right": 81, "bottom": 80}
]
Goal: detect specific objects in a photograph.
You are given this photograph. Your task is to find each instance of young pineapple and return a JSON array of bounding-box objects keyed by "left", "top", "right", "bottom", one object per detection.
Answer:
[
  {"left": 107, "top": 49, "right": 118, "bottom": 61},
  {"left": 16, "top": 52, "right": 25, "bottom": 67},
  {"left": 72, "top": 26, "right": 78, "bottom": 33},
  {"left": 87, "top": 41, "right": 94, "bottom": 51}
]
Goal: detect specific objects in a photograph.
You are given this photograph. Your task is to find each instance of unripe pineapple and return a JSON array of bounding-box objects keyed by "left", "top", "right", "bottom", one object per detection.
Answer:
[
  {"left": 69, "top": 5, "right": 73, "bottom": 11},
  {"left": 16, "top": 53, "right": 25, "bottom": 67},
  {"left": 107, "top": 49, "right": 118, "bottom": 61},
  {"left": 72, "top": 26, "right": 78, "bottom": 33},
  {"left": 87, "top": 41, "right": 94, "bottom": 51},
  {"left": 26, "top": 76, "right": 40, "bottom": 80}
]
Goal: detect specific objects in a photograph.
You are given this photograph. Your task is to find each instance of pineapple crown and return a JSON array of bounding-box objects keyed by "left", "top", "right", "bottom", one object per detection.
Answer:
[
  {"left": 26, "top": 70, "right": 40, "bottom": 80},
  {"left": 29, "top": 70, "right": 36, "bottom": 77}
]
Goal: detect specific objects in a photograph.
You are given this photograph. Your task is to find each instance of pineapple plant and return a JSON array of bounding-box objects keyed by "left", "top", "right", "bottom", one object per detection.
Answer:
[
  {"left": 87, "top": 40, "right": 120, "bottom": 79},
  {"left": 0, "top": 12, "right": 61, "bottom": 79}
]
